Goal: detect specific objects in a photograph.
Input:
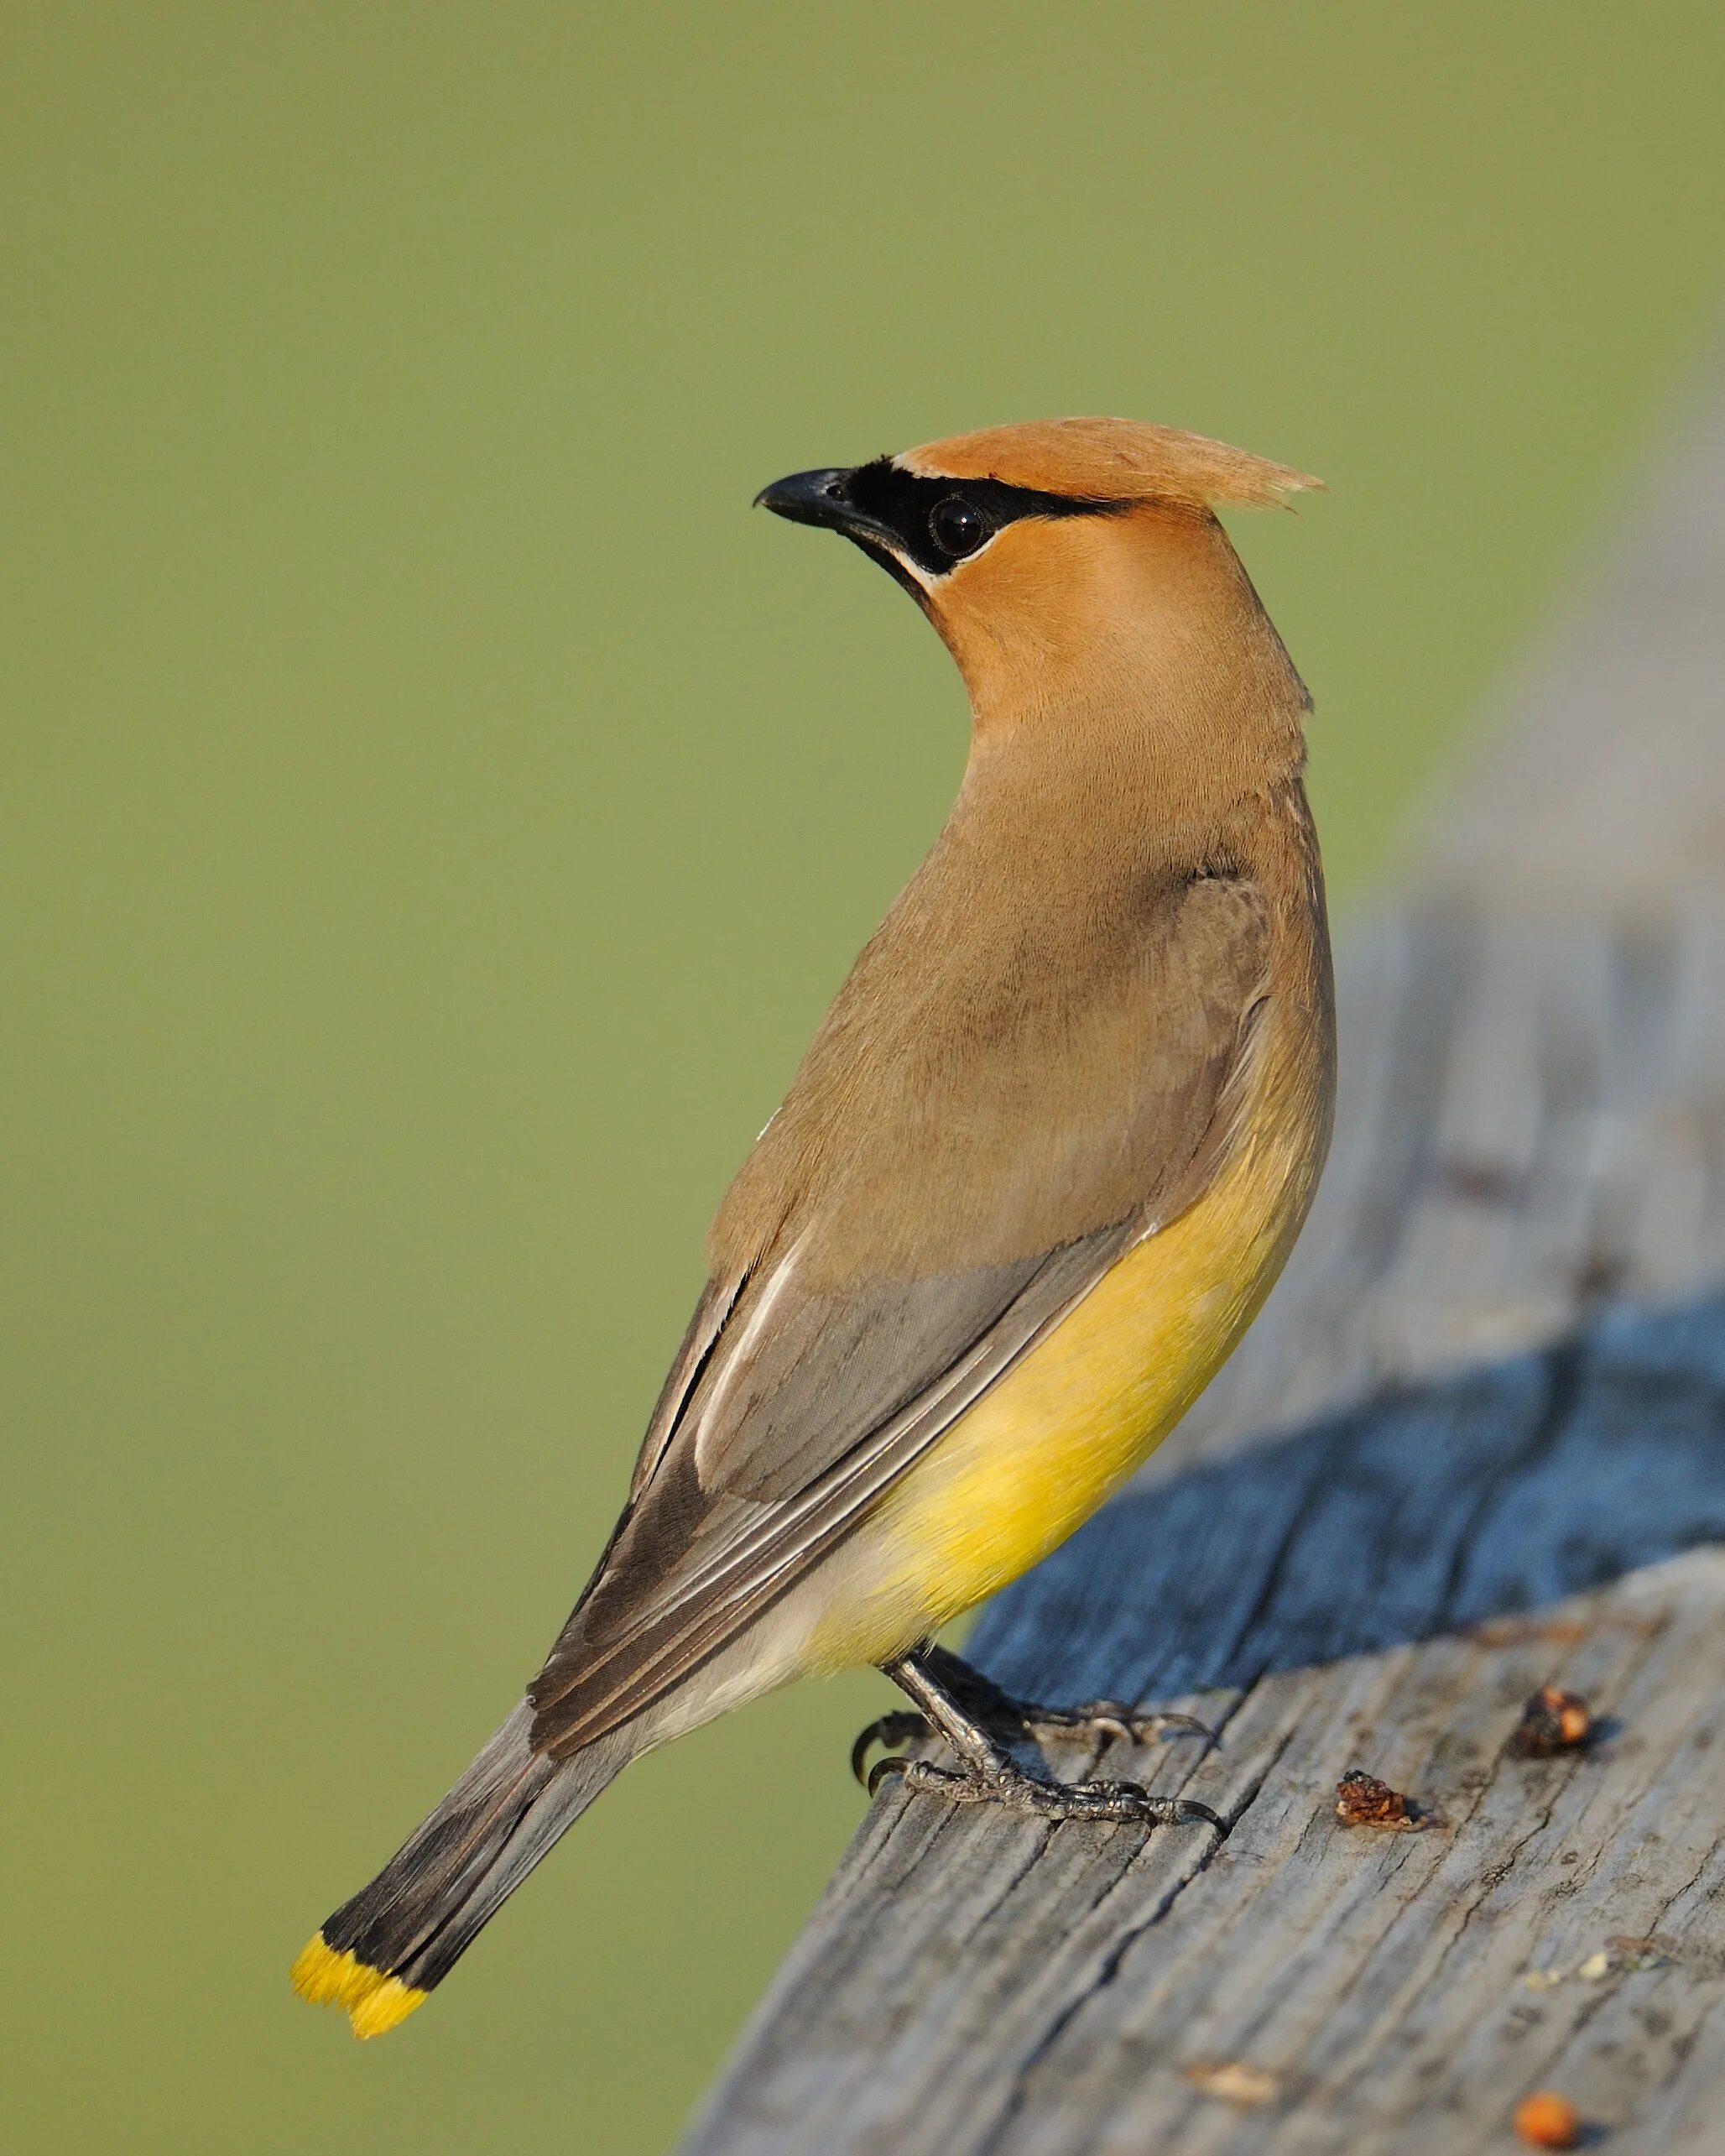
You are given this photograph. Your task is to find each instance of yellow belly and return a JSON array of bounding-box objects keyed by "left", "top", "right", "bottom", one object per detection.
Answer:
[{"left": 806, "top": 1112, "right": 1315, "bottom": 1671}]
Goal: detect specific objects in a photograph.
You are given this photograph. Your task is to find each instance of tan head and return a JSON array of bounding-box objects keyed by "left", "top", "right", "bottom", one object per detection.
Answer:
[{"left": 757, "top": 418, "right": 1320, "bottom": 760}]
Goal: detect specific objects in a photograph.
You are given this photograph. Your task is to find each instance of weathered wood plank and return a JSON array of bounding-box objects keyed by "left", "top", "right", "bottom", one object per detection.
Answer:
[
  {"left": 1420, "top": 347, "right": 1725, "bottom": 911},
  {"left": 683, "top": 358, "right": 1725, "bottom": 2155}
]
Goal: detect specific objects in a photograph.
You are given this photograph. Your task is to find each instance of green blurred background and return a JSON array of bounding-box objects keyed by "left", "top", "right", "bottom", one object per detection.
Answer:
[{"left": 5, "top": 4, "right": 1723, "bottom": 2149}]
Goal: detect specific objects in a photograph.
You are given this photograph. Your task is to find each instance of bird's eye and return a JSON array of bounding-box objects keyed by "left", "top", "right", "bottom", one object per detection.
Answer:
[{"left": 929, "top": 497, "right": 993, "bottom": 560}]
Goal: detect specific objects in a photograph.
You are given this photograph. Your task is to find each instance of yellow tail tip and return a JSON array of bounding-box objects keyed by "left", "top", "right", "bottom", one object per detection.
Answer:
[{"left": 290, "top": 1934, "right": 428, "bottom": 2039}]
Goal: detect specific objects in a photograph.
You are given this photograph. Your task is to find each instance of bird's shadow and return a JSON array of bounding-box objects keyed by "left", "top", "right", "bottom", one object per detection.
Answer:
[{"left": 970, "top": 1289, "right": 1725, "bottom": 1706}]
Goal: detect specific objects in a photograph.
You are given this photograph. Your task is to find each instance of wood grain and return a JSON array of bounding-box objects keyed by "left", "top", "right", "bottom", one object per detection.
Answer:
[{"left": 682, "top": 355, "right": 1725, "bottom": 2155}]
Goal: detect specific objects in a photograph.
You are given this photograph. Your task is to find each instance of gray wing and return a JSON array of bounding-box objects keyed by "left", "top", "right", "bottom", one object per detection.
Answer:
[
  {"left": 527, "top": 1219, "right": 1140, "bottom": 1756},
  {"left": 527, "top": 868, "right": 1273, "bottom": 1757}
]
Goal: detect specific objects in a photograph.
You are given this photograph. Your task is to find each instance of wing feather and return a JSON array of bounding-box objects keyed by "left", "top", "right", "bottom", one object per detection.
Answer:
[
  {"left": 529, "top": 1221, "right": 1137, "bottom": 1753},
  {"left": 527, "top": 867, "right": 1273, "bottom": 1756}
]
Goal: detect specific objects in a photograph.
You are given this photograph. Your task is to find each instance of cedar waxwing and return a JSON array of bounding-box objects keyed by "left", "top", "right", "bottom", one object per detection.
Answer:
[{"left": 293, "top": 417, "right": 1335, "bottom": 2038}]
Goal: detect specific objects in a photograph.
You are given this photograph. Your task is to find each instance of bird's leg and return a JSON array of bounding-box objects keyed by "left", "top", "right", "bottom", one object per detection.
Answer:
[
  {"left": 849, "top": 1642, "right": 1213, "bottom": 1787},
  {"left": 857, "top": 1649, "right": 1220, "bottom": 1829},
  {"left": 924, "top": 1643, "right": 1217, "bottom": 1747}
]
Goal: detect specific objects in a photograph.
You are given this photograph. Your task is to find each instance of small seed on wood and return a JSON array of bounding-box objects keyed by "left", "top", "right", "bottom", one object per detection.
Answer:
[
  {"left": 1512, "top": 1687, "right": 1592, "bottom": 1757},
  {"left": 1513, "top": 2090, "right": 1582, "bottom": 2148},
  {"left": 1335, "top": 1768, "right": 1419, "bottom": 1829},
  {"left": 1183, "top": 2059, "right": 1280, "bottom": 2108}
]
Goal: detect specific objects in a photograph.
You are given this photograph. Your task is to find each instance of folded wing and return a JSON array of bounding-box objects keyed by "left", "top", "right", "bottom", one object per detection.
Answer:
[{"left": 529, "top": 866, "right": 1273, "bottom": 1755}]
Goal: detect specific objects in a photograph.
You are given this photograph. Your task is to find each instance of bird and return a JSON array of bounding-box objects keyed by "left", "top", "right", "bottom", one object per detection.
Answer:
[{"left": 292, "top": 416, "right": 1335, "bottom": 2039}]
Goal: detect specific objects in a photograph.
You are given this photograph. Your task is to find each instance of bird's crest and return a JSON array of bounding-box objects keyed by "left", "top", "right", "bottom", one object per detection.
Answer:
[{"left": 899, "top": 418, "right": 1321, "bottom": 512}]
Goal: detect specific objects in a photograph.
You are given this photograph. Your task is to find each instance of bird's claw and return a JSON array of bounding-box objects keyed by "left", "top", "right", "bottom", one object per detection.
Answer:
[
  {"left": 868, "top": 1751, "right": 1220, "bottom": 1829},
  {"left": 851, "top": 1710, "right": 933, "bottom": 1788},
  {"left": 850, "top": 1696, "right": 1212, "bottom": 1788},
  {"left": 1019, "top": 1698, "right": 1217, "bottom": 1748},
  {"left": 849, "top": 1673, "right": 1216, "bottom": 1793}
]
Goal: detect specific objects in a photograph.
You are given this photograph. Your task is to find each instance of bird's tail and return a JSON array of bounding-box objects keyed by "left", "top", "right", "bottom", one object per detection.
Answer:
[{"left": 290, "top": 1701, "right": 633, "bottom": 2038}]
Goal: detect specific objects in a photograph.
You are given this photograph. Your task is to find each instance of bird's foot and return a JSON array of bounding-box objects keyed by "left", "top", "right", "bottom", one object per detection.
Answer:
[
  {"left": 851, "top": 1646, "right": 1218, "bottom": 1827},
  {"left": 849, "top": 1645, "right": 1212, "bottom": 1788},
  {"left": 848, "top": 1699, "right": 1210, "bottom": 1787},
  {"left": 866, "top": 1750, "right": 1221, "bottom": 1829}
]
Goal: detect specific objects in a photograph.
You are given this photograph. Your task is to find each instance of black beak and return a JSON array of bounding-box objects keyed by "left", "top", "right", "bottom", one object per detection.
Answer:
[
  {"left": 754, "top": 463, "right": 931, "bottom": 608},
  {"left": 754, "top": 467, "right": 893, "bottom": 549}
]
